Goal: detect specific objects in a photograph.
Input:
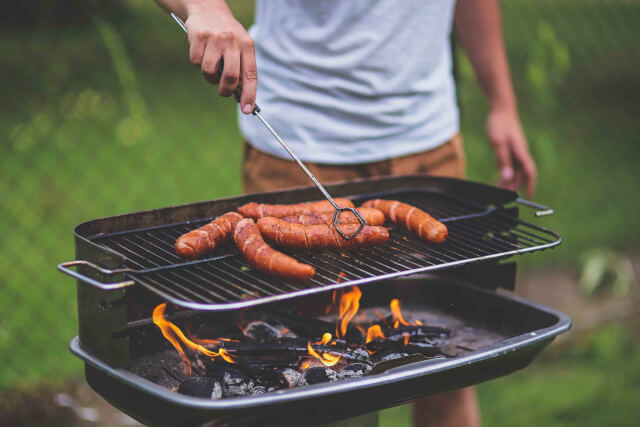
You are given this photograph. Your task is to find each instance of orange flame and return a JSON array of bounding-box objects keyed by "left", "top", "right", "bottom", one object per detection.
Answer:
[
  {"left": 390, "top": 298, "right": 420, "bottom": 328},
  {"left": 366, "top": 324, "right": 386, "bottom": 344},
  {"left": 306, "top": 333, "right": 341, "bottom": 367},
  {"left": 336, "top": 286, "right": 362, "bottom": 338},
  {"left": 152, "top": 304, "right": 236, "bottom": 375},
  {"left": 403, "top": 332, "right": 410, "bottom": 346}
]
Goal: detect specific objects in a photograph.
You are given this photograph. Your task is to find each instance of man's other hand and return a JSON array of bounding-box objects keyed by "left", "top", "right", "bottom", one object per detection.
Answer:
[
  {"left": 486, "top": 107, "right": 537, "bottom": 198},
  {"left": 185, "top": 0, "right": 257, "bottom": 113}
]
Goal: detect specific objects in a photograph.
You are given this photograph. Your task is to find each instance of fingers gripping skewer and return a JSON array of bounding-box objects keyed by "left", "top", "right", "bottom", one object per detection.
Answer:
[{"left": 170, "top": 13, "right": 366, "bottom": 239}]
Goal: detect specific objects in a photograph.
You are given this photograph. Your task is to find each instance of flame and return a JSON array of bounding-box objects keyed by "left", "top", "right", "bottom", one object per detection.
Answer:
[
  {"left": 366, "top": 324, "right": 386, "bottom": 343},
  {"left": 306, "top": 333, "right": 341, "bottom": 367},
  {"left": 336, "top": 286, "right": 362, "bottom": 338},
  {"left": 152, "top": 304, "right": 236, "bottom": 375},
  {"left": 390, "top": 298, "right": 420, "bottom": 328},
  {"left": 403, "top": 332, "right": 410, "bottom": 346}
]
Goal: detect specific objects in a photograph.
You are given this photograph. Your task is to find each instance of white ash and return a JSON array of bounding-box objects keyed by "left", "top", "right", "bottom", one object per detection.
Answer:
[
  {"left": 251, "top": 386, "right": 267, "bottom": 396},
  {"left": 223, "top": 371, "right": 255, "bottom": 397},
  {"left": 379, "top": 352, "right": 409, "bottom": 362},
  {"left": 281, "top": 368, "right": 302, "bottom": 387},
  {"left": 351, "top": 348, "right": 370, "bottom": 359},
  {"left": 211, "top": 381, "right": 223, "bottom": 400}
]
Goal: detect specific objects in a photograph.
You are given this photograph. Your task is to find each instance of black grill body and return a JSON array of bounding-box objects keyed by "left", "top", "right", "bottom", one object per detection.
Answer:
[
  {"left": 71, "top": 275, "right": 570, "bottom": 427},
  {"left": 60, "top": 176, "right": 570, "bottom": 426}
]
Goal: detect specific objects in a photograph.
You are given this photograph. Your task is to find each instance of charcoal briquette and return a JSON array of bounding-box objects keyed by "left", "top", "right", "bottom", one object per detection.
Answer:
[
  {"left": 338, "top": 363, "right": 371, "bottom": 379},
  {"left": 301, "top": 367, "right": 338, "bottom": 385},
  {"left": 244, "top": 321, "right": 282, "bottom": 343},
  {"left": 177, "top": 377, "right": 223, "bottom": 400}
]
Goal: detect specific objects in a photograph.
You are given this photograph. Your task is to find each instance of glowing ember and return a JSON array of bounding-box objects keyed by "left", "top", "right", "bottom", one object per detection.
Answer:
[
  {"left": 366, "top": 325, "right": 386, "bottom": 344},
  {"left": 403, "top": 332, "right": 410, "bottom": 346},
  {"left": 306, "top": 333, "right": 341, "bottom": 367},
  {"left": 336, "top": 286, "right": 362, "bottom": 338},
  {"left": 152, "top": 304, "right": 236, "bottom": 375}
]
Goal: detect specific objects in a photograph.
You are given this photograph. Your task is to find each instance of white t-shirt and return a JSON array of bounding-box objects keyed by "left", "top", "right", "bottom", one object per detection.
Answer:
[{"left": 238, "top": 0, "right": 459, "bottom": 165}]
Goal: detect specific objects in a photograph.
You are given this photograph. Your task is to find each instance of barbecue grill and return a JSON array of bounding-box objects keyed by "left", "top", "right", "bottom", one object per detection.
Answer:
[{"left": 58, "top": 175, "right": 571, "bottom": 426}]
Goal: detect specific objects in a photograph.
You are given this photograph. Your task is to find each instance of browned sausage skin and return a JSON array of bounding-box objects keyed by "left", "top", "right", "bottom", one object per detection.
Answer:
[
  {"left": 280, "top": 207, "right": 385, "bottom": 226},
  {"left": 361, "top": 199, "right": 447, "bottom": 243},
  {"left": 257, "top": 217, "right": 389, "bottom": 249},
  {"left": 237, "top": 198, "right": 355, "bottom": 218},
  {"left": 234, "top": 218, "right": 315, "bottom": 280},
  {"left": 175, "top": 212, "right": 244, "bottom": 259}
]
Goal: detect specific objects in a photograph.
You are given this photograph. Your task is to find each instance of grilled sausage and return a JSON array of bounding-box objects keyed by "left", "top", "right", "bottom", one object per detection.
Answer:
[
  {"left": 257, "top": 217, "right": 390, "bottom": 249},
  {"left": 234, "top": 218, "right": 315, "bottom": 280},
  {"left": 237, "top": 198, "right": 355, "bottom": 219},
  {"left": 281, "top": 207, "right": 385, "bottom": 226},
  {"left": 175, "top": 212, "right": 244, "bottom": 259},
  {"left": 361, "top": 199, "right": 447, "bottom": 243}
]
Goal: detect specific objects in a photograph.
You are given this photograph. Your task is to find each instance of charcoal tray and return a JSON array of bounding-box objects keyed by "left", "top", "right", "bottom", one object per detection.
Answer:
[{"left": 70, "top": 275, "right": 571, "bottom": 427}]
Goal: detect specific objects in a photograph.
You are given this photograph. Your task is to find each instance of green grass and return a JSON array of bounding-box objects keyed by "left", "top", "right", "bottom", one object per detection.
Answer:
[{"left": 1, "top": 0, "right": 639, "bottom": 408}]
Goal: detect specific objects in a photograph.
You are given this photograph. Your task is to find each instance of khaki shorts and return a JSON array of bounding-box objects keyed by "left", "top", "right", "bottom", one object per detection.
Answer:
[{"left": 242, "top": 134, "right": 466, "bottom": 194}]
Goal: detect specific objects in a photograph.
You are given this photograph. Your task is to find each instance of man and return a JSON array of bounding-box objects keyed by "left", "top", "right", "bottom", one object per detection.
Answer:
[{"left": 156, "top": 1, "right": 536, "bottom": 425}]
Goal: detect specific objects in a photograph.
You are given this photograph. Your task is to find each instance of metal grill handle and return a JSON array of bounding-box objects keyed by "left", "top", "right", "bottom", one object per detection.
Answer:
[
  {"left": 515, "top": 198, "right": 554, "bottom": 216},
  {"left": 58, "top": 261, "right": 135, "bottom": 290}
]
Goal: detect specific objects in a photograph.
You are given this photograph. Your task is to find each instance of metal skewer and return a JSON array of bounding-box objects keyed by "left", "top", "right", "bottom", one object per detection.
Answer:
[{"left": 170, "top": 13, "right": 366, "bottom": 239}]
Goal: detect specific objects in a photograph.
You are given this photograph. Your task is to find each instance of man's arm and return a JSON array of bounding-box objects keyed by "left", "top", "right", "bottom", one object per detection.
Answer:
[
  {"left": 155, "top": 0, "right": 257, "bottom": 113},
  {"left": 454, "top": 0, "right": 536, "bottom": 197}
]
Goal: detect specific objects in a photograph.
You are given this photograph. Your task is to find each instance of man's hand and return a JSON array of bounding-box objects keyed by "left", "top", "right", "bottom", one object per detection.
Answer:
[
  {"left": 486, "top": 107, "right": 537, "bottom": 198},
  {"left": 455, "top": 0, "right": 538, "bottom": 198},
  {"left": 161, "top": 0, "right": 257, "bottom": 113}
]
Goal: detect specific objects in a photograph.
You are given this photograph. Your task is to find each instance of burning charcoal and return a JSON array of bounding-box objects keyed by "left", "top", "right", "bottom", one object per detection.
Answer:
[
  {"left": 281, "top": 368, "right": 302, "bottom": 388},
  {"left": 371, "top": 351, "right": 409, "bottom": 364},
  {"left": 243, "top": 321, "right": 282, "bottom": 343},
  {"left": 177, "top": 377, "right": 223, "bottom": 400},
  {"left": 365, "top": 339, "right": 442, "bottom": 357},
  {"left": 275, "top": 313, "right": 364, "bottom": 344},
  {"left": 337, "top": 363, "right": 371, "bottom": 379},
  {"left": 301, "top": 367, "right": 338, "bottom": 385}
]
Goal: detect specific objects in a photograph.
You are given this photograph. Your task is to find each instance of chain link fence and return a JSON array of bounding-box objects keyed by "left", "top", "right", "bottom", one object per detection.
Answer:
[{"left": 1, "top": 0, "right": 638, "bottom": 415}]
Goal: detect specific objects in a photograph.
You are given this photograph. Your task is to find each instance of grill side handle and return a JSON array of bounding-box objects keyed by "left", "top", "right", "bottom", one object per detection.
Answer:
[
  {"left": 515, "top": 198, "right": 554, "bottom": 216},
  {"left": 58, "top": 261, "right": 135, "bottom": 290}
]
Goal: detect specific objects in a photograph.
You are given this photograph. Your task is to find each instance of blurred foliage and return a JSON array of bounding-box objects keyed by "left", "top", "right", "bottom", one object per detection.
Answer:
[
  {"left": 0, "top": 3, "right": 639, "bottom": 423},
  {"left": 579, "top": 248, "right": 634, "bottom": 296},
  {"left": 1, "top": 0, "right": 124, "bottom": 29}
]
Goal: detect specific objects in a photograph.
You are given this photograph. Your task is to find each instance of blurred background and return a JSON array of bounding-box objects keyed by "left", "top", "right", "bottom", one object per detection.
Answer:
[{"left": 1, "top": 0, "right": 639, "bottom": 425}]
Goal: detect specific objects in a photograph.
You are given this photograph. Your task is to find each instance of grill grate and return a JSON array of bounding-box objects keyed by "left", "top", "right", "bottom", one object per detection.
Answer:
[{"left": 87, "top": 190, "right": 560, "bottom": 310}]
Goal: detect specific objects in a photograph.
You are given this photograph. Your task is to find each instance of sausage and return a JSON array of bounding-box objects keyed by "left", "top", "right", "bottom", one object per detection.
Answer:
[
  {"left": 281, "top": 207, "right": 385, "bottom": 226},
  {"left": 175, "top": 212, "right": 244, "bottom": 259},
  {"left": 237, "top": 198, "right": 355, "bottom": 219},
  {"left": 257, "top": 217, "right": 390, "bottom": 249},
  {"left": 234, "top": 218, "right": 315, "bottom": 280},
  {"left": 361, "top": 199, "right": 447, "bottom": 243}
]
